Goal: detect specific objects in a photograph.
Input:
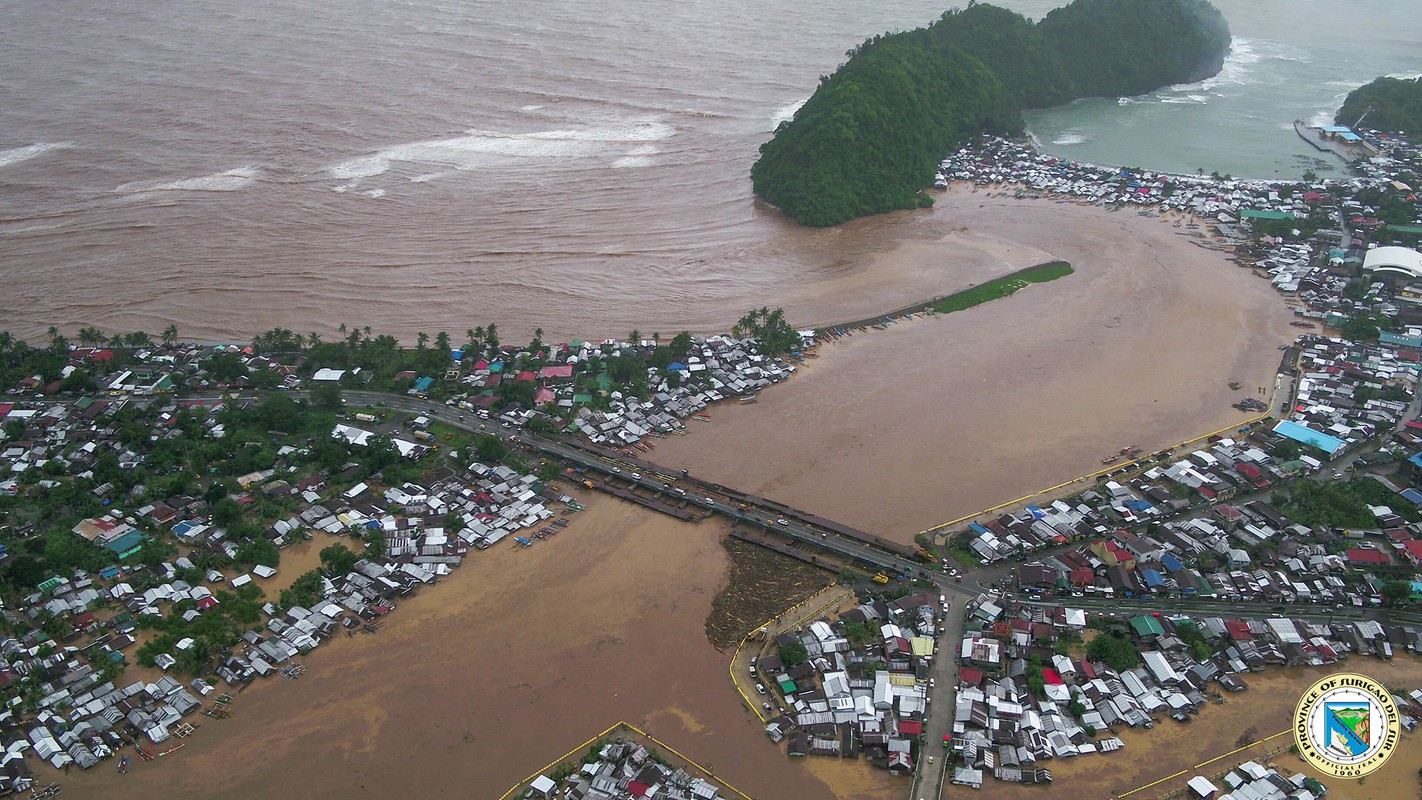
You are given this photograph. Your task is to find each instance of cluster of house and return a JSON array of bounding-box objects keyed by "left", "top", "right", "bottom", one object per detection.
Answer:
[
  {"left": 532, "top": 739, "right": 726, "bottom": 800},
  {"left": 937, "top": 136, "right": 1343, "bottom": 219},
  {"left": 950, "top": 593, "right": 1420, "bottom": 790},
  {"left": 959, "top": 331, "right": 1421, "bottom": 578},
  {"left": 758, "top": 592, "right": 942, "bottom": 775},
  {"left": 441, "top": 334, "right": 802, "bottom": 450},
  {"left": 1185, "top": 761, "right": 1325, "bottom": 800},
  {"left": 0, "top": 402, "right": 580, "bottom": 777}
]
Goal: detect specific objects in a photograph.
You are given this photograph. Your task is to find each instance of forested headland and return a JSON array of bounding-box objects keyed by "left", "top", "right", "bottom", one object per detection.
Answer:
[
  {"left": 751, "top": 0, "right": 1231, "bottom": 227},
  {"left": 1336, "top": 75, "right": 1422, "bottom": 136}
]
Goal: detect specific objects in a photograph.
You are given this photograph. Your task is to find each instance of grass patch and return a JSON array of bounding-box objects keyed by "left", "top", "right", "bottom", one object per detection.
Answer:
[
  {"left": 931, "top": 261, "right": 1073, "bottom": 315},
  {"left": 948, "top": 548, "right": 982, "bottom": 569}
]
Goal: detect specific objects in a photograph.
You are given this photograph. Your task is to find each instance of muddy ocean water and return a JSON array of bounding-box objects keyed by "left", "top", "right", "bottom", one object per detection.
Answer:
[{"left": 0, "top": 0, "right": 1412, "bottom": 343}]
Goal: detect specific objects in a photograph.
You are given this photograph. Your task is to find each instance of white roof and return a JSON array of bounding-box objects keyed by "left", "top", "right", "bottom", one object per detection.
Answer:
[
  {"left": 312, "top": 368, "right": 346, "bottom": 382},
  {"left": 1364, "top": 246, "right": 1422, "bottom": 279}
]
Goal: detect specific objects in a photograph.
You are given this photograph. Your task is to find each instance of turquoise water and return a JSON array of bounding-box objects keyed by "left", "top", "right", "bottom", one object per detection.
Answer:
[{"left": 1007, "top": 0, "right": 1421, "bottom": 179}]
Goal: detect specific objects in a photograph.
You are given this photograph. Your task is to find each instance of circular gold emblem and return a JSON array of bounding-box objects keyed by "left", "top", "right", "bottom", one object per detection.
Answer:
[{"left": 1293, "top": 673, "right": 1400, "bottom": 779}]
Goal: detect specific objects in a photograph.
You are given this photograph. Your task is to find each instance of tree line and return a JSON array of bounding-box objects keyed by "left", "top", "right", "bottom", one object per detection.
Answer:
[
  {"left": 1337, "top": 76, "right": 1422, "bottom": 136},
  {"left": 752, "top": 0, "right": 1232, "bottom": 226}
]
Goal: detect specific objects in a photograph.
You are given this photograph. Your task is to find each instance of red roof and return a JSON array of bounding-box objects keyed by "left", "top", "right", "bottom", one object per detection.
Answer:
[
  {"left": 1041, "top": 668, "right": 1064, "bottom": 685},
  {"left": 628, "top": 781, "right": 651, "bottom": 799},
  {"left": 959, "top": 666, "right": 984, "bottom": 686},
  {"left": 196, "top": 596, "right": 220, "bottom": 610},
  {"left": 0, "top": 403, "right": 11, "bottom": 418},
  {"left": 1236, "top": 463, "right": 1262, "bottom": 479},
  {"left": 538, "top": 365, "right": 573, "bottom": 380},
  {"left": 898, "top": 720, "right": 924, "bottom": 736},
  {"left": 515, "top": 370, "right": 536, "bottom": 383},
  {"left": 1346, "top": 548, "right": 1391, "bottom": 564},
  {"left": 1403, "top": 540, "right": 1422, "bottom": 563},
  {"left": 1225, "top": 620, "right": 1253, "bottom": 641},
  {"left": 1079, "top": 660, "right": 1097, "bottom": 680}
]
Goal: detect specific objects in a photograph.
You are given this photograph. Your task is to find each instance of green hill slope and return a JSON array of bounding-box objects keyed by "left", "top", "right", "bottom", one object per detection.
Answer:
[{"left": 752, "top": 0, "right": 1231, "bottom": 227}]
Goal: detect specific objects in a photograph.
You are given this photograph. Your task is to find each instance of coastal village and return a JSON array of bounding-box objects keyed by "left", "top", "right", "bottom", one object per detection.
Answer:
[{"left": 0, "top": 126, "right": 1420, "bottom": 799}]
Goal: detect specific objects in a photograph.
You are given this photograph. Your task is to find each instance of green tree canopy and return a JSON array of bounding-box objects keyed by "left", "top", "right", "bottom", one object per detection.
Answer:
[{"left": 752, "top": 0, "right": 1231, "bottom": 226}]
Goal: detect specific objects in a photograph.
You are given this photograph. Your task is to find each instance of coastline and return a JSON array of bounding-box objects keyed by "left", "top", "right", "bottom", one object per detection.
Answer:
[{"left": 654, "top": 185, "right": 1298, "bottom": 541}]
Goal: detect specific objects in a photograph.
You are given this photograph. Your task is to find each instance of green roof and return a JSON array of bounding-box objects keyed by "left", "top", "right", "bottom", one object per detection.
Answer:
[
  {"left": 1388, "top": 224, "right": 1422, "bottom": 235},
  {"left": 1241, "top": 209, "right": 1296, "bottom": 221},
  {"left": 1130, "top": 615, "right": 1165, "bottom": 637},
  {"left": 778, "top": 678, "right": 796, "bottom": 693},
  {"left": 103, "top": 531, "right": 145, "bottom": 559}
]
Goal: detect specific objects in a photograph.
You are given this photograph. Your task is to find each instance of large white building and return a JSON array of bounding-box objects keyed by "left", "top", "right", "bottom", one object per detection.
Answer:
[{"left": 1363, "top": 246, "right": 1422, "bottom": 281}]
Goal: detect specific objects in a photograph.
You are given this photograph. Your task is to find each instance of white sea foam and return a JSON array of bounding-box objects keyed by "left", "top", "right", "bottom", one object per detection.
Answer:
[
  {"left": 363, "top": 188, "right": 386, "bottom": 199},
  {"left": 119, "top": 167, "right": 259, "bottom": 194},
  {"left": 1052, "top": 133, "right": 1087, "bottom": 145},
  {"left": 1192, "top": 38, "right": 1262, "bottom": 91},
  {"left": 0, "top": 142, "right": 72, "bottom": 169},
  {"left": 332, "top": 117, "right": 677, "bottom": 179},
  {"left": 519, "top": 104, "right": 544, "bottom": 112},
  {"left": 330, "top": 156, "right": 391, "bottom": 179},
  {"left": 770, "top": 99, "right": 807, "bottom": 130}
]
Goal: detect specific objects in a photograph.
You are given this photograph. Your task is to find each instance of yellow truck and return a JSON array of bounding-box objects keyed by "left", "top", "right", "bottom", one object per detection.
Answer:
[{"left": 872, "top": 573, "right": 890, "bottom": 585}]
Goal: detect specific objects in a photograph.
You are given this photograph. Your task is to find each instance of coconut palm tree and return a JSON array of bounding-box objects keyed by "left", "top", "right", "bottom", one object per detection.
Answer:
[{"left": 161, "top": 324, "right": 179, "bottom": 348}]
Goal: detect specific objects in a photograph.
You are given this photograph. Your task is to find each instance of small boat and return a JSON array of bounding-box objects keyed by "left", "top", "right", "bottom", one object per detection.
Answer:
[{"left": 515, "top": 537, "right": 533, "bottom": 547}]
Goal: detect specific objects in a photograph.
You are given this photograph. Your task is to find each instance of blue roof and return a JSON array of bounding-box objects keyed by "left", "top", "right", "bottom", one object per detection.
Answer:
[
  {"left": 1026, "top": 505, "right": 1046, "bottom": 520},
  {"left": 1272, "top": 420, "right": 1347, "bottom": 456},
  {"left": 1322, "top": 125, "right": 1353, "bottom": 133},
  {"left": 451, "top": 350, "right": 463, "bottom": 361},
  {"left": 1162, "top": 553, "right": 1183, "bottom": 572},
  {"left": 1124, "top": 498, "right": 1153, "bottom": 512},
  {"left": 1402, "top": 488, "right": 1422, "bottom": 505},
  {"left": 1142, "top": 568, "right": 1165, "bottom": 588},
  {"left": 103, "top": 530, "right": 145, "bottom": 557},
  {"left": 1380, "top": 331, "right": 1422, "bottom": 349},
  {"left": 414, "top": 376, "right": 434, "bottom": 391},
  {"left": 1410, "top": 452, "right": 1422, "bottom": 470},
  {"left": 969, "top": 522, "right": 990, "bottom": 535}
]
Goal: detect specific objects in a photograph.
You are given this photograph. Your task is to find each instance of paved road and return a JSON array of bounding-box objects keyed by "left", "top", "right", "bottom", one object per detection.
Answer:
[{"left": 913, "top": 597, "right": 964, "bottom": 800}]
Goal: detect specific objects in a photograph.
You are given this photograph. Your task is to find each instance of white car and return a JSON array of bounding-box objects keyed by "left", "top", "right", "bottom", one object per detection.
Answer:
[
  {"left": 631, "top": 472, "right": 642, "bottom": 480},
  {"left": 776, "top": 518, "right": 789, "bottom": 526},
  {"left": 755, "top": 683, "right": 766, "bottom": 695}
]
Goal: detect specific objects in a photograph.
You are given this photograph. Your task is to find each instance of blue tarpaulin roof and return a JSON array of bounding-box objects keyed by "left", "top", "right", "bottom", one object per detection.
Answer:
[
  {"left": 969, "top": 522, "right": 990, "bottom": 535},
  {"left": 1026, "top": 505, "right": 1046, "bottom": 520},
  {"left": 1162, "top": 554, "right": 1183, "bottom": 572},
  {"left": 1273, "top": 420, "right": 1347, "bottom": 456},
  {"left": 1124, "top": 498, "right": 1153, "bottom": 512}
]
